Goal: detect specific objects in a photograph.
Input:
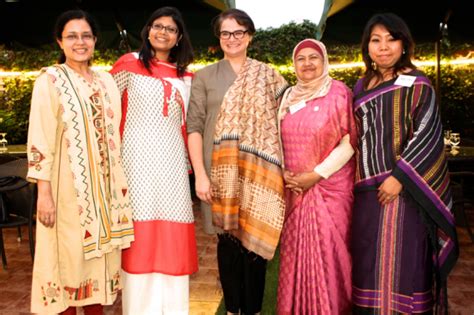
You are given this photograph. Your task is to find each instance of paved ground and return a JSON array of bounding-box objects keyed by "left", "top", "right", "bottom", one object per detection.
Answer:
[
  {"left": 0, "top": 203, "right": 472, "bottom": 314},
  {"left": 0, "top": 204, "right": 222, "bottom": 315}
]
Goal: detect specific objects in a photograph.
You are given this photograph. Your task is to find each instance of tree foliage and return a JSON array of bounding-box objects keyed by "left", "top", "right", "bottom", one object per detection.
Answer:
[
  {"left": 0, "top": 76, "right": 35, "bottom": 144},
  {"left": 0, "top": 22, "right": 472, "bottom": 143}
]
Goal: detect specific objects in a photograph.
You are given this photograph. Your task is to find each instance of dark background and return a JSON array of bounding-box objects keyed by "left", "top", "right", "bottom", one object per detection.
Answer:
[
  {"left": 0, "top": 0, "right": 221, "bottom": 49},
  {"left": 0, "top": 0, "right": 471, "bottom": 50},
  {"left": 324, "top": 0, "right": 471, "bottom": 44}
]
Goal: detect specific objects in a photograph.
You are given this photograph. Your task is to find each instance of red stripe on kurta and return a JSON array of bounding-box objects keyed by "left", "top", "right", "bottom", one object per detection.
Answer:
[
  {"left": 119, "top": 89, "right": 128, "bottom": 139},
  {"left": 122, "top": 220, "right": 198, "bottom": 275}
]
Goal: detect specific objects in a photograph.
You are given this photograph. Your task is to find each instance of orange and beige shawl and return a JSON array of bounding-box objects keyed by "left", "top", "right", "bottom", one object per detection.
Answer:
[
  {"left": 46, "top": 65, "right": 134, "bottom": 260},
  {"left": 211, "top": 58, "right": 287, "bottom": 259}
]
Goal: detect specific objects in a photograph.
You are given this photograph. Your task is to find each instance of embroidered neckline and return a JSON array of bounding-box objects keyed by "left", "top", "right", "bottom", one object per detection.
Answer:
[{"left": 64, "top": 64, "right": 99, "bottom": 91}]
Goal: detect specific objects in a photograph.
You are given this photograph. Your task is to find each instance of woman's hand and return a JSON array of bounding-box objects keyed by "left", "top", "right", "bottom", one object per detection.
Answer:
[
  {"left": 284, "top": 170, "right": 322, "bottom": 195},
  {"left": 188, "top": 133, "right": 214, "bottom": 204},
  {"left": 195, "top": 174, "right": 214, "bottom": 204},
  {"left": 37, "top": 180, "right": 56, "bottom": 228},
  {"left": 378, "top": 175, "right": 403, "bottom": 205},
  {"left": 283, "top": 170, "right": 298, "bottom": 188}
]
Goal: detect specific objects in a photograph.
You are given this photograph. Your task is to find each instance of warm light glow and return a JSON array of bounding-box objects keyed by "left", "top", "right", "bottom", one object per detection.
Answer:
[
  {"left": 0, "top": 65, "right": 112, "bottom": 78},
  {"left": 326, "top": 58, "right": 474, "bottom": 70},
  {"left": 414, "top": 58, "right": 474, "bottom": 67},
  {"left": 0, "top": 58, "right": 472, "bottom": 78},
  {"left": 0, "top": 70, "right": 40, "bottom": 77}
]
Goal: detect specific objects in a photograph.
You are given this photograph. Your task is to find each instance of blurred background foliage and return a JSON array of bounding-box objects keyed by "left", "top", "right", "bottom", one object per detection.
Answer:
[{"left": 0, "top": 21, "right": 472, "bottom": 143}]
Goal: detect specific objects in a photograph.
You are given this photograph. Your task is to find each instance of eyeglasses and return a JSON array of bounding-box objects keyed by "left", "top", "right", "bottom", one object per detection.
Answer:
[
  {"left": 150, "top": 23, "right": 179, "bottom": 35},
  {"left": 62, "top": 33, "right": 95, "bottom": 42},
  {"left": 219, "top": 30, "right": 248, "bottom": 40}
]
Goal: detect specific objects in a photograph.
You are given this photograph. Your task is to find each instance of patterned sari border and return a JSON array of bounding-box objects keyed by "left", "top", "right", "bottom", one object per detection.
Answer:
[
  {"left": 353, "top": 286, "right": 433, "bottom": 313},
  {"left": 438, "top": 236, "right": 456, "bottom": 265},
  {"left": 354, "top": 77, "right": 431, "bottom": 111},
  {"left": 214, "top": 135, "right": 282, "bottom": 166},
  {"left": 397, "top": 158, "right": 454, "bottom": 224}
]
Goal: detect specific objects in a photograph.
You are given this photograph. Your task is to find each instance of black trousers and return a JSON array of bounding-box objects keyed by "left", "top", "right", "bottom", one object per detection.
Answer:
[{"left": 217, "top": 233, "right": 267, "bottom": 314}]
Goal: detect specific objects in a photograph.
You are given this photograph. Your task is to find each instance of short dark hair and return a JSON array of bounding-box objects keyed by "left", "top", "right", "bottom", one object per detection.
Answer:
[
  {"left": 360, "top": 13, "right": 416, "bottom": 89},
  {"left": 138, "top": 6, "right": 194, "bottom": 77},
  {"left": 54, "top": 10, "right": 99, "bottom": 64},
  {"left": 212, "top": 8, "right": 256, "bottom": 38}
]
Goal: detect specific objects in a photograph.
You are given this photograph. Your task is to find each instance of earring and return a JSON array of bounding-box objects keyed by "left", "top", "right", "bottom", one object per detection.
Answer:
[
  {"left": 371, "top": 61, "right": 377, "bottom": 70},
  {"left": 403, "top": 49, "right": 406, "bottom": 54},
  {"left": 176, "top": 42, "right": 179, "bottom": 47}
]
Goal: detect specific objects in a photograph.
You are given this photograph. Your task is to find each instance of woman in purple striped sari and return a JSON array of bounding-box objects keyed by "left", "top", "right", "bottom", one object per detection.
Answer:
[{"left": 351, "top": 13, "right": 458, "bottom": 314}]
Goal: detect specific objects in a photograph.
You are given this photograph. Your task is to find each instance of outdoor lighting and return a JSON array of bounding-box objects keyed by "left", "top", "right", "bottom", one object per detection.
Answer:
[
  {"left": 0, "top": 64, "right": 112, "bottom": 78},
  {"left": 0, "top": 70, "right": 39, "bottom": 77},
  {"left": 0, "top": 56, "right": 472, "bottom": 78},
  {"left": 435, "top": 9, "right": 452, "bottom": 97}
]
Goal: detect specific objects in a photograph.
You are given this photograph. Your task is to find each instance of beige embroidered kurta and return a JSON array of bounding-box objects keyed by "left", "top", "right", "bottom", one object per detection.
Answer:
[{"left": 27, "top": 69, "right": 129, "bottom": 313}]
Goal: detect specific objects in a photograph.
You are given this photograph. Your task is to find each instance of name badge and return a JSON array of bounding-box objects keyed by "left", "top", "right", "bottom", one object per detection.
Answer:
[
  {"left": 394, "top": 74, "right": 416, "bottom": 87},
  {"left": 289, "top": 100, "right": 306, "bottom": 115}
]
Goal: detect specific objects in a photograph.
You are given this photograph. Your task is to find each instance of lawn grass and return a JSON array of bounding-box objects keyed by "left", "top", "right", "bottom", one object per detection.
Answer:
[{"left": 215, "top": 247, "right": 280, "bottom": 314}]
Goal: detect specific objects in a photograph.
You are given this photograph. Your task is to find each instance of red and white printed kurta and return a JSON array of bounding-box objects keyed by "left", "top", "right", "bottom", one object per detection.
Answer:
[{"left": 110, "top": 53, "right": 197, "bottom": 276}]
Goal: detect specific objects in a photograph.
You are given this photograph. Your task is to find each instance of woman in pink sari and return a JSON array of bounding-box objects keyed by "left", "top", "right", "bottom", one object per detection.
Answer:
[{"left": 277, "top": 39, "right": 356, "bottom": 315}]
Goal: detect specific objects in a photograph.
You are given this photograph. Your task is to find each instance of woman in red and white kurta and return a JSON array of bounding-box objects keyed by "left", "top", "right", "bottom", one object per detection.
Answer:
[{"left": 110, "top": 7, "right": 197, "bottom": 315}]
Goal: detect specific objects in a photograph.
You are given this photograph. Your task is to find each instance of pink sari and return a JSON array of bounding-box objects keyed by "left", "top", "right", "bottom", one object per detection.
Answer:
[{"left": 277, "top": 80, "right": 356, "bottom": 314}]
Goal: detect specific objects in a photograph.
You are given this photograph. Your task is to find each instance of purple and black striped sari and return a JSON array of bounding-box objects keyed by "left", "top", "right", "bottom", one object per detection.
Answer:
[{"left": 351, "top": 70, "right": 458, "bottom": 314}]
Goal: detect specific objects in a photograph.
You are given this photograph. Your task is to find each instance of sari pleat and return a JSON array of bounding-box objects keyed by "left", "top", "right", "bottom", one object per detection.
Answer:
[{"left": 277, "top": 80, "right": 355, "bottom": 315}]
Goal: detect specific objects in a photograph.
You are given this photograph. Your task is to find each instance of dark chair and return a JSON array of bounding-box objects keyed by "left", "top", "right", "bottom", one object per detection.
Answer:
[
  {"left": 450, "top": 171, "right": 474, "bottom": 243},
  {"left": 0, "top": 158, "right": 37, "bottom": 269},
  {"left": 0, "top": 153, "right": 20, "bottom": 165}
]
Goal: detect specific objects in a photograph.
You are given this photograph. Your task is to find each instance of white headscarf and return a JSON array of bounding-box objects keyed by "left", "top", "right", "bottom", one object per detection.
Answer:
[{"left": 279, "top": 38, "right": 332, "bottom": 120}]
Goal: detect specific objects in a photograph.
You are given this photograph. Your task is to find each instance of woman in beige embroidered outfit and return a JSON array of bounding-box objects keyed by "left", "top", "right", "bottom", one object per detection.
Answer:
[
  {"left": 187, "top": 9, "right": 287, "bottom": 315},
  {"left": 27, "top": 10, "right": 133, "bottom": 314}
]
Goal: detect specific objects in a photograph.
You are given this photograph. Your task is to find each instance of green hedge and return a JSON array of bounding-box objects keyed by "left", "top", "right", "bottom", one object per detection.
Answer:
[
  {"left": 423, "top": 66, "right": 474, "bottom": 136},
  {"left": 0, "top": 48, "right": 122, "bottom": 71},
  {"left": 2, "top": 65, "right": 471, "bottom": 145},
  {"left": 2, "top": 20, "right": 471, "bottom": 70},
  {"left": 0, "top": 21, "right": 472, "bottom": 144},
  {"left": 0, "top": 76, "right": 35, "bottom": 144}
]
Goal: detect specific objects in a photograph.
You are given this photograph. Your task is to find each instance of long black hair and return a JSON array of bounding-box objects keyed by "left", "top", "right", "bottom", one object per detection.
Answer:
[
  {"left": 360, "top": 13, "right": 416, "bottom": 89},
  {"left": 54, "top": 10, "right": 99, "bottom": 64},
  {"left": 139, "top": 6, "right": 194, "bottom": 77}
]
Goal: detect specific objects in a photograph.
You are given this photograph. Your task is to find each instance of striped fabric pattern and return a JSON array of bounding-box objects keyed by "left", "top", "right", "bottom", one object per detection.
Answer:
[
  {"left": 353, "top": 287, "right": 433, "bottom": 313},
  {"left": 46, "top": 65, "right": 134, "bottom": 259},
  {"left": 352, "top": 71, "right": 458, "bottom": 313}
]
